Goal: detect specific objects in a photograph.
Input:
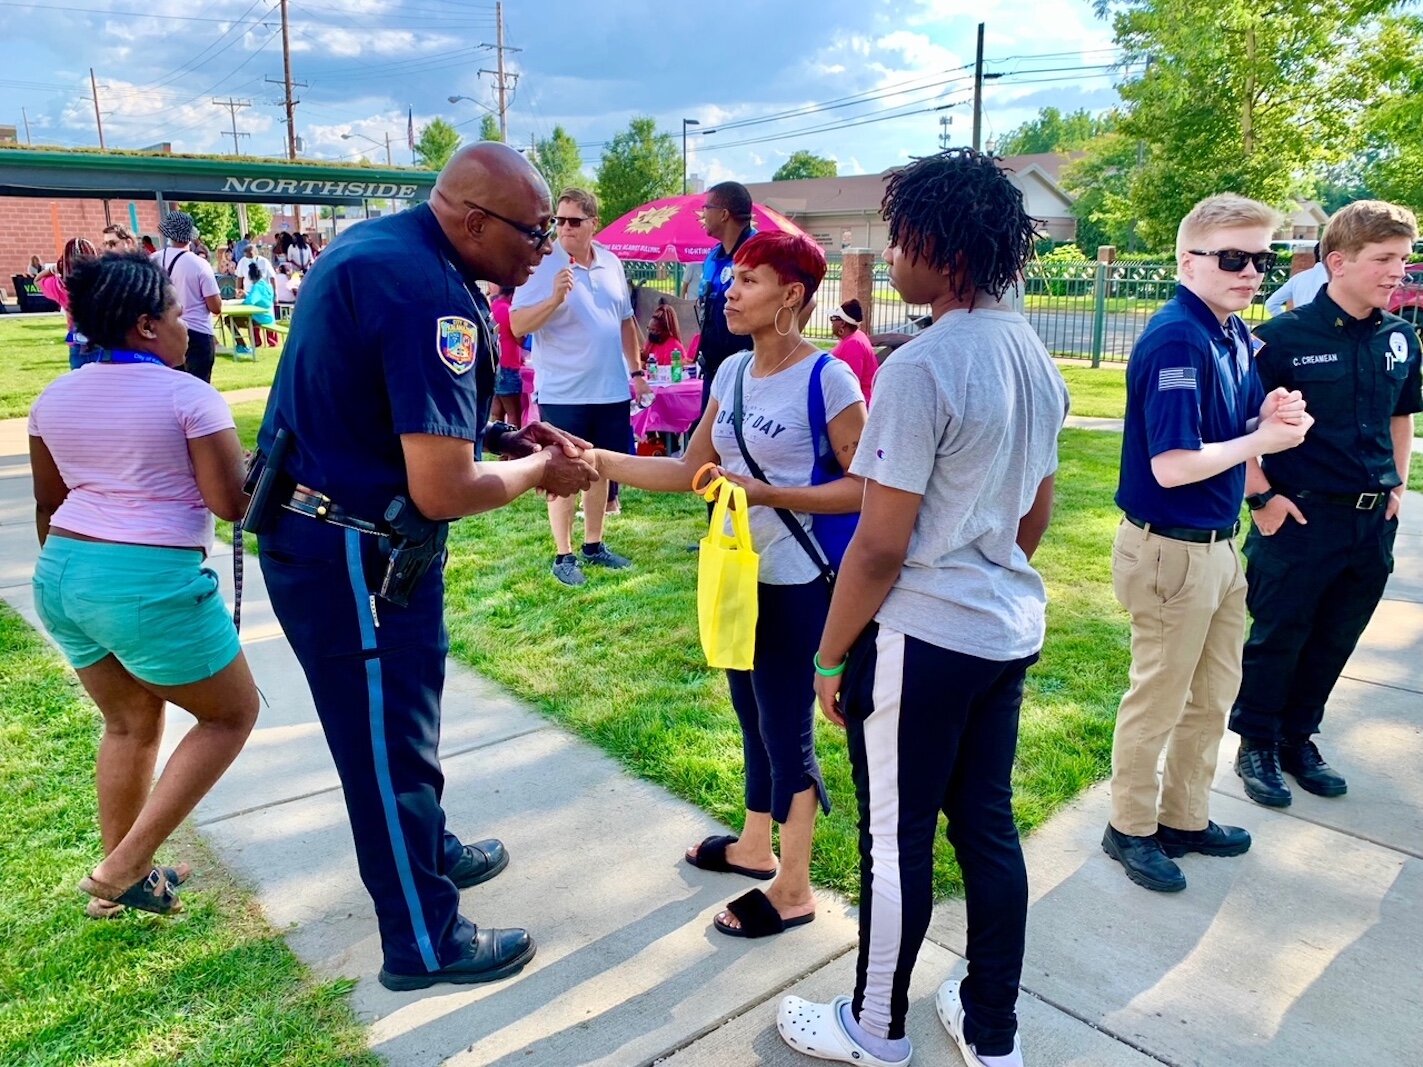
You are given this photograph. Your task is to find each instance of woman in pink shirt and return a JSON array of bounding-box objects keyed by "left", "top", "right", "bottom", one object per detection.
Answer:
[
  {"left": 490, "top": 285, "right": 526, "bottom": 426},
  {"left": 29, "top": 252, "right": 258, "bottom": 918},
  {"left": 642, "top": 303, "right": 687, "bottom": 371},
  {"left": 828, "top": 299, "right": 879, "bottom": 403},
  {"left": 35, "top": 237, "right": 99, "bottom": 369}
]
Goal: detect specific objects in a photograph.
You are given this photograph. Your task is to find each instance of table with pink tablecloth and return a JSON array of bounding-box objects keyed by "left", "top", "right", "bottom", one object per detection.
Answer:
[{"left": 518, "top": 365, "right": 703, "bottom": 438}]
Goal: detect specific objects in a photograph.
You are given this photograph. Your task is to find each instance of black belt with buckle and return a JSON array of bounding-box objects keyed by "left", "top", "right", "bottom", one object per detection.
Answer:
[
  {"left": 1125, "top": 514, "right": 1240, "bottom": 544},
  {"left": 1277, "top": 486, "right": 1390, "bottom": 511},
  {"left": 283, "top": 486, "right": 387, "bottom": 535}
]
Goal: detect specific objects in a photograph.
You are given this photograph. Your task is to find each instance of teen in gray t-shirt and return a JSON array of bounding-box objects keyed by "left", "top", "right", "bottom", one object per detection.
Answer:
[{"left": 852, "top": 302, "right": 1069, "bottom": 660}]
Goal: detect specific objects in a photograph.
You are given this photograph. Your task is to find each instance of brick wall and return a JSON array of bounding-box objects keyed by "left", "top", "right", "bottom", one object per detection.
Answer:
[{"left": 0, "top": 197, "right": 162, "bottom": 298}]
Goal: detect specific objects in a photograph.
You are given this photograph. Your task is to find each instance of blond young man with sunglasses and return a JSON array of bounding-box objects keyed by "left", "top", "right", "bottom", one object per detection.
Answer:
[{"left": 1104, "top": 195, "right": 1314, "bottom": 893}]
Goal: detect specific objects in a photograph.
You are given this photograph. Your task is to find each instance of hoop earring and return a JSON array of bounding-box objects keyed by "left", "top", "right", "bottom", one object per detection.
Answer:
[{"left": 774, "top": 306, "right": 793, "bottom": 337}]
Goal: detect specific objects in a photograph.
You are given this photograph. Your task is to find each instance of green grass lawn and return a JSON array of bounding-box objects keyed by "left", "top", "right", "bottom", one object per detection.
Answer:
[
  {"left": 0, "top": 604, "right": 376, "bottom": 1067},
  {"left": 0, "top": 315, "right": 280, "bottom": 419}
]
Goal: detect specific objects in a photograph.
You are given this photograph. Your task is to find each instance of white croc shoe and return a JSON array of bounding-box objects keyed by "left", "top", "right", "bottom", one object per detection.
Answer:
[
  {"left": 935, "top": 979, "right": 1023, "bottom": 1067},
  {"left": 778, "top": 995, "right": 912, "bottom": 1067}
]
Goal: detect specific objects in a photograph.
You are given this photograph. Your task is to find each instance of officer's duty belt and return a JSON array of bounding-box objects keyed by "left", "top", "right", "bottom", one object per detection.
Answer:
[
  {"left": 1125, "top": 514, "right": 1239, "bottom": 544},
  {"left": 1277, "top": 486, "right": 1390, "bottom": 512},
  {"left": 283, "top": 486, "right": 388, "bottom": 535}
]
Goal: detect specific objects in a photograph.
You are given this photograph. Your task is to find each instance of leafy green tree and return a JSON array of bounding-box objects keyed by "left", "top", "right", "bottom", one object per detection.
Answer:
[
  {"left": 1359, "top": 15, "right": 1423, "bottom": 213},
  {"left": 180, "top": 202, "right": 233, "bottom": 249},
  {"left": 533, "top": 125, "right": 587, "bottom": 197},
  {"left": 414, "top": 117, "right": 462, "bottom": 171},
  {"left": 1094, "top": 0, "right": 1402, "bottom": 248},
  {"left": 595, "top": 116, "right": 681, "bottom": 224},
  {"left": 997, "top": 107, "right": 1113, "bottom": 156},
  {"left": 772, "top": 150, "right": 837, "bottom": 181},
  {"left": 242, "top": 203, "right": 272, "bottom": 240},
  {"left": 1061, "top": 127, "right": 1153, "bottom": 252},
  {"left": 479, "top": 113, "right": 503, "bottom": 143}
]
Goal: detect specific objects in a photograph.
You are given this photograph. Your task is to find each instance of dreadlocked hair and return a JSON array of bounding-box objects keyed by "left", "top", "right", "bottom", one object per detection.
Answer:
[
  {"left": 66, "top": 251, "right": 171, "bottom": 350},
  {"left": 881, "top": 147, "right": 1041, "bottom": 301}
]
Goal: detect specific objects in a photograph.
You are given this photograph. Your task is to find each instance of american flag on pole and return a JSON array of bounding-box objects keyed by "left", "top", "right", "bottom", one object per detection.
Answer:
[{"left": 1158, "top": 367, "right": 1198, "bottom": 391}]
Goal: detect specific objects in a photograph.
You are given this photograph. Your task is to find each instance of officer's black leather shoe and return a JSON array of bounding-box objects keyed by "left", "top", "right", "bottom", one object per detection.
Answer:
[
  {"left": 378, "top": 927, "right": 535, "bottom": 991},
  {"left": 448, "top": 839, "right": 509, "bottom": 889},
  {"left": 1102, "top": 825, "right": 1186, "bottom": 892},
  {"left": 1279, "top": 738, "right": 1348, "bottom": 797},
  {"left": 1235, "top": 740, "right": 1292, "bottom": 807},
  {"left": 1156, "top": 821, "right": 1252, "bottom": 858}
]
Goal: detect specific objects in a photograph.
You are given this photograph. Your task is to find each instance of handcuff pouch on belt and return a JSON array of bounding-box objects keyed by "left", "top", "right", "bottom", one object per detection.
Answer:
[{"left": 379, "top": 495, "right": 448, "bottom": 607}]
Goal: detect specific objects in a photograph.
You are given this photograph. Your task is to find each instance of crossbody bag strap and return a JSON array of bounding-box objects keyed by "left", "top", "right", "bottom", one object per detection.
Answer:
[
  {"left": 732, "top": 352, "right": 835, "bottom": 583},
  {"left": 162, "top": 249, "right": 189, "bottom": 278}
]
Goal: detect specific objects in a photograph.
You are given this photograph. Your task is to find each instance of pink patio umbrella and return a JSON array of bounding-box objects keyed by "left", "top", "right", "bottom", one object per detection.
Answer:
[{"left": 595, "top": 194, "right": 809, "bottom": 263}]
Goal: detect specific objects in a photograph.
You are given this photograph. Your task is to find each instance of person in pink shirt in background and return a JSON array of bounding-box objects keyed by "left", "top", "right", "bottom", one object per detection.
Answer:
[
  {"left": 828, "top": 299, "right": 879, "bottom": 404},
  {"left": 642, "top": 302, "right": 686, "bottom": 371},
  {"left": 36, "top": 237, "right": 100, "bottom": 369},
  {"left": 490, "top": 285, "right": 526, "bottom": 427}
]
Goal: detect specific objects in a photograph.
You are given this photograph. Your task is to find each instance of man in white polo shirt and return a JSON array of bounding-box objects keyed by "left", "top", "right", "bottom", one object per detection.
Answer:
[{"left": 512, "top": 187, "right": 651, "bottom": 586}]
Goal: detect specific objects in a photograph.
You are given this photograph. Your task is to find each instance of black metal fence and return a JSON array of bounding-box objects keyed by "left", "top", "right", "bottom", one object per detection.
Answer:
[{"left": 627, "top": 256, "right": 1295, "bottom": 364}]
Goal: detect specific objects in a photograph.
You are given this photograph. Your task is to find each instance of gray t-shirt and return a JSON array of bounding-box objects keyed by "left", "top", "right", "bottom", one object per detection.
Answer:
[
  {"left": 709, "top": 350, "right": 864, "bottom": 585},
  {"left": 852, "top": 302, "right": 1070, "bottom": 660}
]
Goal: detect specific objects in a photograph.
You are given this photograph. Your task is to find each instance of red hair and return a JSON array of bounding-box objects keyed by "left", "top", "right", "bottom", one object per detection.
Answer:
[{"left": 733, "top": 231, "right": 826, "bottom": 306}]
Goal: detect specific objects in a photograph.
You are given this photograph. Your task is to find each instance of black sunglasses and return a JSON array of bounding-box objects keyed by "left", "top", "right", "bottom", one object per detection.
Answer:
[
  {"left": 463, "top": 200, "right": 555, "bottom": 248},
  {"left": 1188, "top": 249, "right": 1278, "bottom": 273},
  {"left": 554, "top": 215, "right": 591, "bottom": 228}
]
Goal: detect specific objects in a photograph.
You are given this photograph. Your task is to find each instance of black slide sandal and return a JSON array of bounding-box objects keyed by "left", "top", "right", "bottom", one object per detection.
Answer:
[
  {"left": 684, "top": 834, "right": 777, "bottom": 880},
  {"left": 714, "top": 888, "right": 815, "bottom": 939}
]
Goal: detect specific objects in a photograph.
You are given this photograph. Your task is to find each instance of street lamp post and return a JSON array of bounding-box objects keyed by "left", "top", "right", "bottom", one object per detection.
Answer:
[
  {"left": 681, "top": 118, "right": 700, "bottom": 195},
  {"left": 342, "top": 131, "right": 394, "bottom": 165}
]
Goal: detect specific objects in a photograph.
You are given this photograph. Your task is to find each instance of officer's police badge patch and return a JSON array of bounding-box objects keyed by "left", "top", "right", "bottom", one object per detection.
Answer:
[
  {"left": 1387, "top": 331, "right": 1408, "bottom": 372},
  {"left": 436, "top": 316, "right": 479, "bottom": 376}
]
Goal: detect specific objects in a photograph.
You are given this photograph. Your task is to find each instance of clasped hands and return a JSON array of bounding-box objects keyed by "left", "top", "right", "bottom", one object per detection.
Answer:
[
  {"left": 496, "top": 422, "right": 599, "bottom": 498},
  {"left": 1253, "top": 387, "right": 1311, "bottom": 535}
]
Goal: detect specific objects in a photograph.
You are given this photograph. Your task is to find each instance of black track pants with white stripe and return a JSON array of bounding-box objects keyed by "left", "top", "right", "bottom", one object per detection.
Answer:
[{"left": 844, "top": 622, "right": 1036, "bottom": 1054}]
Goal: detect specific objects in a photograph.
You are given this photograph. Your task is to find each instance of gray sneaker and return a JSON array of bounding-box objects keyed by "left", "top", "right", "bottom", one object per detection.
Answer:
[
  {"left": 581, "top": 545, "right": 631, "bottom": 569},
  {"left": 551, "top": 556, "right": 586, "bottom": 586}
]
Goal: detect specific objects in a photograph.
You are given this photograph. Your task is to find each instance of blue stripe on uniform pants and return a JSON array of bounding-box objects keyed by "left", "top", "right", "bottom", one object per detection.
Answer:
[
  {"left": 845, "top": 622, "right": 1035, "bottom": 1054},
  {"left": 344, "top": 527, "right": 441, "bottom": 973}
]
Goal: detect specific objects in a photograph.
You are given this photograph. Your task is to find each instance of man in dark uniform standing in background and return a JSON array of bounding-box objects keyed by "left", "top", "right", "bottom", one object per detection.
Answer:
[
  {"left": 253, "top": 143, "right": 597, "bottom": 991},
  {"left": 694, "top": 181, "right": 758, "bottom": 410},
  {"left": 1233, "top": 199, "right": 1422, "bottom": 807}
]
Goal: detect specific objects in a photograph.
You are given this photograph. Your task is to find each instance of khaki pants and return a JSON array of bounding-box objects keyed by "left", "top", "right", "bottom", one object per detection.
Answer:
[{"left": 1109, "top": 520, "right": 1247, "bottom": 836}]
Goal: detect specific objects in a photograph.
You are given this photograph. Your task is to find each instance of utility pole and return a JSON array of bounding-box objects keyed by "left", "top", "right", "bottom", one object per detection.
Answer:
[
  {"left": 939, "top": 114, "right": 952, "bottom": 150},
  {"left": 213, "top": 98, "right": 252, "bottom": 155},
  {"left": 971, "top": 23, "right": 984, "bottom": 151},
  {"left": 478, "top": 2, "right": 521, "bottom": 141},
  {"left": 89, "top": 67, "right": 106, "bottom": 150},
  {"left": 21, "top": 106, "right": 31, "bottom": 145},
  {"left": 384, "top": 130, "right": 393, "bottom": 166},
  {"left": 279, "top": 0, "right": 297, "bottom": 158}
]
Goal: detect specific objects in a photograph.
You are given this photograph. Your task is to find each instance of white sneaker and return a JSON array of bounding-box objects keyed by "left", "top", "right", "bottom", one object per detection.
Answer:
[{"left": 935, "top": 980, "right": 1024, "bottom": 1067}]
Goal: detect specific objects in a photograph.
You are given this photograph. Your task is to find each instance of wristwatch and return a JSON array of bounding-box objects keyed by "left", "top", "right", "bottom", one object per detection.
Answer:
[
  {"left": 1245, "top": 489, "right": 1277, "bottom": 511},
  {"left": 484, "top": 421, "right": 519, "bottom": 454},
  {"left": 630, "top": 369, "right": 646, "bottom": 379}
]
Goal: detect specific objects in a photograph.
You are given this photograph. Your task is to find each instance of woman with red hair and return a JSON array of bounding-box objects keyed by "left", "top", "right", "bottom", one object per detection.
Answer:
[
  {"left": 36, "top": 237, "right": 100, "bottom": 368},
  {"left": 591, "top": 231, "right": 867, "bottom": 940}
]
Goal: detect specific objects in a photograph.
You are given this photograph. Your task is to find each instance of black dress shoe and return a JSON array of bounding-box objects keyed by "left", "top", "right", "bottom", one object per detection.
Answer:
[
  {"left": 378, "top": 927, "right": 535, "bottom": 991},
  {"left": 1235, "top": 740, "right": 1292, "bottom": 807},
  {"left": 1102, "top": 825, "right": 1186, "bottom": 892},
  {"left": 448, "top": 839, "right": 509, "bottom": 889},
  {"left": 1279, "top": 739, "right": 1347, "bottom": 797},
  {"left": 1156, "top": 821, "right": 1252, "bottom": 858}
]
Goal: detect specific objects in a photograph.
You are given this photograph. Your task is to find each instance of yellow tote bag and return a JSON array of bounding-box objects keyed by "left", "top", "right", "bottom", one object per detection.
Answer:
[{"left": 698, "top": 478, "right": 760, "bottom": 670}]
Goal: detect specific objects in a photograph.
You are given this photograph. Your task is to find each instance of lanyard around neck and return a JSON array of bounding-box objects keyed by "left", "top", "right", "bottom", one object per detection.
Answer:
[{"left": 100, "top": 349, "right": 166, "bottom": 366}]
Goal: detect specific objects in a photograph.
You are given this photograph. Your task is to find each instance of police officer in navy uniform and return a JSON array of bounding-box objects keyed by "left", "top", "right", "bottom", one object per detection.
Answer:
[
  {"left": 1232, "top": 200, "right": 1422, "bottom": 808},
  {"left": 694, "top": 181, "right": 757, "bottom": 413},
  {"left": 253, "top": 144, "right": 597, "bottom": 990}
]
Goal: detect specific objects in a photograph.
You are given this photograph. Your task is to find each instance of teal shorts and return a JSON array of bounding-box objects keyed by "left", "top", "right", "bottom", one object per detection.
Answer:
[{"left": 33, "top": 536, "right": 241, "bottom": 687}]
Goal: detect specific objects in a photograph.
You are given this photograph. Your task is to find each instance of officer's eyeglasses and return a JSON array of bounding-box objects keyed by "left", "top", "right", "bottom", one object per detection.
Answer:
[
  {"left": 555, "top": 216, "right": 591, "bottom": 229},
  {"left": 1188, "top": 249, "right": 1279, "bottom": 273},
  {"left": 463, "top": 200, "right": 555, "bottom": 249}
]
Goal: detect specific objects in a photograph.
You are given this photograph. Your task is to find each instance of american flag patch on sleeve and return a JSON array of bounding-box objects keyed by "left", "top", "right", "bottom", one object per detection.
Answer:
[{"left": 1158, "top": 367, "right": 1197, "bottom": 391}]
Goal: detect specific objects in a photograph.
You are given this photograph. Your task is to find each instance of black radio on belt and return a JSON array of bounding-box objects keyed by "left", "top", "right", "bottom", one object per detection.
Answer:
[
  {"left": 241, "top": 428, "right": 293, "bottom": 535},
  {"left": 379, "top": 495, "right": 449, "bottom": 607}
]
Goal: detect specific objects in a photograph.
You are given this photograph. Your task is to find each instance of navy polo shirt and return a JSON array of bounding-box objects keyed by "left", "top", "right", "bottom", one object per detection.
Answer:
[
  {"left": 696, "top": 224, "right": 755, "bottom": 375},
  {"left": 257, "top": 203, "right": 496, "bottom": 521},
  {"left": 1116, "top": 285, "right": 1264, "bottom": 528}
]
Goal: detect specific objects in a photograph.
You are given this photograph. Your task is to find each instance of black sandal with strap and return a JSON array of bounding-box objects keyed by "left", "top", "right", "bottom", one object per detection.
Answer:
[
  {"left": 80, "top": 867, "right": 183, "bottom": 916},
  {"left": 713, "top": 888, "right": 816, "bottom": 939},
  {"left": 684, "top": 834, "right": 777, "bottom": 880}
]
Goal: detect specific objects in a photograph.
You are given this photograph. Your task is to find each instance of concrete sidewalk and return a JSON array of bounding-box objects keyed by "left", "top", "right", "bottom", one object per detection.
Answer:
[{"left": 1, "top": 415, "right": 1419, "bottom": 1065}]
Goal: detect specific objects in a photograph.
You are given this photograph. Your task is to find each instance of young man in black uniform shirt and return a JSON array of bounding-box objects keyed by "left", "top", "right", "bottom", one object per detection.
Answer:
[{"left": 1232, "top": 199, "right": 1422, "bottom": 807}]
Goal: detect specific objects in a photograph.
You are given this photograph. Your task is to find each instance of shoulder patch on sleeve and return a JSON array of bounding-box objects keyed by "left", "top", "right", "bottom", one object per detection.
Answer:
[
  {"left": 1157, "top": 366, "right": 1198, "bottom": 391},
  {"left": 436, "top": 316, "right": 479, "bottom": 376}
]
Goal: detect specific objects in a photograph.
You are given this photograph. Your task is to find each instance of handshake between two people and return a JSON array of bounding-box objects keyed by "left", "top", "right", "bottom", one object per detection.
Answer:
[{"left": 494, "top": 421, "right": 601, "bottom": 498}]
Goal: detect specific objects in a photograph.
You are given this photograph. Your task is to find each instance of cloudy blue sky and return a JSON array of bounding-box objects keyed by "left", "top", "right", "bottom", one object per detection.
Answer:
[{"left": 0, "top": 0, "right": 1127, "bottom": 182}]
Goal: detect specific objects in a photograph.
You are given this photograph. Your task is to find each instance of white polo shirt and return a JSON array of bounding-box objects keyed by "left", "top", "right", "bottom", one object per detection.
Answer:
[{"left": 513, "top": 241, "right": 634, "bottom": 405}]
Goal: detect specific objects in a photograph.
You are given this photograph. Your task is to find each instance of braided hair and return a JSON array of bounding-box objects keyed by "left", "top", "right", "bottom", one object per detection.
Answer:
[
  {"left": 881, "top": 147, "right": 1041, "bottom": 301},
  {"left": 57, "top": 237, "right": 98, "bottom": 279},
  {"left": 66, "top": 251, "right": 171, "bottom": 350}
]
